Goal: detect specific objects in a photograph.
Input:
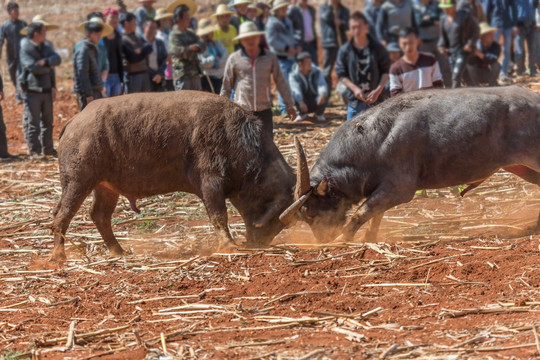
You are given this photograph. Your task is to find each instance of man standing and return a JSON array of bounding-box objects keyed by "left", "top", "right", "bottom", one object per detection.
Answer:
[
  {"left": 0, "top": 2, "right": 26, "bottom": 103},
  {"left": 319, "top": 0, "right": 350, "bottom": 100},
  {"left": 212, "top": 4, "right": 238, "bottom": 55},
  {"left": 485, "top": 0, "right": 517, "bottom": 82},
  {"left": 288, "top": 0, "right": 318, "bottom": 65},
  {"left": 121, "top": 12, "right": 153, "bottom": 93},
  {"left": 389, "top": 27, "right": 443, "bottom": 96},
  {"left": 74, "top": 18, "right": 113, "bottom": 110},
  {"left": 221, "top": 21, "right": 296, "bottom": 140},
  {"left": 514, "top": 0, "right": 537, "bottom": 77},
  {"left": 19, "top": 22, "right": 61, "bottom": 158},
  {"left": 230, "top": 0, "right": 252, "bottom": 31},
  {"left": 266, "top": 0, "right": 301, "bottom": 115},
  {"left": 169, "top": 5, "right": 205, "bottom": 90},
  {"left": 135, "top": 0, "right": 157, "bottom": 34},
  {"left": 376, "top": 0, "right": 416, "bottom": 46},
  {"left": 467, "top": 22, "right": 501, "bottom": 86},
  {"left": 103, "top": 7, "right": 124, "bottom": 96},
  {"left": 143, "top": 19, "right": 168, "bottom": 92},
  {"left": 289, "top": 52, "right": 328, "bottom": 122},
  {"left": 438, "top": 0, "right": 479, "bottom": 88},
  {"left": 336, "top": 11, "right": 390, "bottom": 120},
  {"left": 0, "top": 73, "right": 16, "bottom": 160},
  {"left": 197, "top": 19, "right": 228, "bottom": 94}
]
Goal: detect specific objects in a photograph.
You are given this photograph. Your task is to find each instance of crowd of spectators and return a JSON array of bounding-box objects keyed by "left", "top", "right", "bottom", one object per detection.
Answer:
[{"left": 0, "top": 0, "right": 538, "bottom": 159}]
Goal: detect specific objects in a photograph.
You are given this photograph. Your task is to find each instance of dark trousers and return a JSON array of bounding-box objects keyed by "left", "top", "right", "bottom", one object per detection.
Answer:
[
  {"left": 164, "top": 79, "right": 174, "bottom": 91},
  {"left": 7, "top": 56, "right": 21, "bottom": 100},
  {"left": 23, "top": 92, "right": 54, "bottom": 155},
  {"left": 450, "top": 51, "right": 470, "bottom": 88},
  {"left": 149, "top": 80, "right": 165, "bottom": 92},
  {"left": 174, "top": 77, "right": 202, "bottom": 91},
  {"left": 303, "top": 40, "right": 319, "bottom": 66},
  {"left": 295, "top": 95, "right": 326, "bottom": 116},
  {"left": 466, "top": 62, "right": 501, "bottom": 87},
  {"left": 322, "top": 46, "right": 338, "bottom": 97},
  {"left": 76, "top": 91, "right": 102, "bottom": 111},
  {"left": 201, "top": 76, "right": 222, "bottom": 94},
  {"left": 253, "top": 108, "right": 273, "bottom": 141},
  {"left": 124, "top": 72, "right": 151, "bottom": 94},
  {"left": 0, "top": 106, "right": 8, "bottom": 157}
]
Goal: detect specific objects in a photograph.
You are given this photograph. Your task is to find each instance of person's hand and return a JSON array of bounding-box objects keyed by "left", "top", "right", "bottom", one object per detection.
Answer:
[
  {"left": 286, "top": 106, "right": 297, "bottom": 120},
  {"left": 474, "top": 49, "right": 483, "bottom": 58},
  {"left": 317, "top": 95, "right": 326, "bottom": 106},
  {"left": 0, "top": 91, "right": 4, "bottom": 101},
  {"left": 37, "top": 59, "right": 46, "bottom": 66},
  {"left": 513, "top": 26, "right": 520, "bottom": 36},
  {"left": 434, "top": 20, "right": 440, "bottom": 26},
  {"left": 135, "top": 48, "right": 142, "bottom": 55},
  {"left": 353, "top": 87, "right": 366, "bottom": 102},
  {"left": 438, "top": 46, "right": 448, "bottom": 56},
  {"left": 51, "top": 88, "right": 57, "bottom": 101},
  {"left": 188, "top": 44, "right": 201, "bottom": 52},
  {"left": 423, "top": 14, "right": 430, "bottom": 20},
  {"left": 334, "top": 18, "right": 342, "bottom": 27},
  {"left": 152, "top": 74, "right": 162, "bottom": 83},
  {"left": 299, "top": 101, "right": 308, "bottom": 113},
  {"left": 366, "top": 87, "right": 382, "bottom": 104},
  {"left": 464, "top": 43, "right": 473, "bottom": 53},
  {"left": 87, "top": 96, "right": 94, "bottom": 103}
]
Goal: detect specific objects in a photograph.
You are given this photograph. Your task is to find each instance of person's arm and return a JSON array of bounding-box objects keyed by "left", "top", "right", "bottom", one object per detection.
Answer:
[
  {"left": 20, "top": 44, "right": 50, "bottom": 75},
  {"left": 437, "top": 19, "right": 449, "bottom": 53},
  {"left": 288, "top": 71, "right": 304, "bottom": 103},
  {"left": 265, "top": 19, "right": 288, "bottom": 54},
  {"left": 122, "top": 39, "right": 148, "bottom": 63},
  {"left": 482, "top": 42, "right": 501, "bottom": 64},
  {"left": 316, "top": 68, "right": 328, "bottom": 97},
  {"left": 389, "top": 73, "right": 403, "bottom": 97},
  {"left": 287, "top": 7, "right": 303, "bottom": 43},
  {"left": 77, "top": 48, "right": 93, "bottom": 96},
  {"left": 376, "top": 8, "right": 388, "bottom": 43},
  {"left": 465, "top": 16, "right": 479, "bottom": 50},
  {"left": 220, "top": 54, "right": 234, "bottom": 98},
  {"left": 366, "top": 45, "right": 390, "bottom": 103},
  {"left": 0, "top": 24, "right": 5, "bottom": 59}
]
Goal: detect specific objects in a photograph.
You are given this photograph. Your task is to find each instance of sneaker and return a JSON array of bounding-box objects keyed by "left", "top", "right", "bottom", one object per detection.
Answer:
[
  {"left": 315, "top": 114, "right": 327, "bottom": 122},
  {"left": 0, "top": 153, "right": 18, "bottom": 162},
  {"left": 43, "top": 149, "right": 58, "bottom": 157},
  {"left": 499, "top": 74, "right": 512, "bottom": 83},
  {"left": 28, "top": 152, "right": 41, "bottom": 160},
  {"left": 294, "top": 114, "right": 306, "bottom": 122}
]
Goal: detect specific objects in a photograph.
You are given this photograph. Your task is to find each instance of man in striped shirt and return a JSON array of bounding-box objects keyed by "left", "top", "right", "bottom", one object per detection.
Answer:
[{"left": 389, "top": 27, "right": 444, "bottom": 96}]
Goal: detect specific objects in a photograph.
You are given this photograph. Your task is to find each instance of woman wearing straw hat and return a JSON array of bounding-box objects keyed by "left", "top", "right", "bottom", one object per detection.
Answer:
[
  {"left": 212, "top": 4, "right": 238, "bottom": 55},
  {"left": 229, "top": 0, "right": 252, "bottom": 31},
  {"left": 73, "top": 18, "right": 113, "bottom": 110},
  {"left": 154, "top": 9, "right": 174, "bottom": 91},
  {"left": 221, "top": 21, "right": 296, "bottom": 140},
  {"left": 466, "top": 22, "right": 501, "bottom": 86},
  {"left": 19, "top": 20, "right": 61, "bottom": 159},
  {"left": 197, "top": 18, "right": 228, "bottom": 94}
]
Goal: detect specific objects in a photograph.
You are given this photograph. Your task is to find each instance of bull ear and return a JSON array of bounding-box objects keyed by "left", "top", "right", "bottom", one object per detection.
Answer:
[
  {"left": 294, "top": 136, "right": 311, "bottom": 200},
  {"left": 315, "top": 179, "right": 328, "bottom": 196}
]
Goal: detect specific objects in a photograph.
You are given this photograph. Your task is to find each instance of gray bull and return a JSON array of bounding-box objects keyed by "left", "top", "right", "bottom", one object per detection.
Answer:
[
  {"left": 281, "top": 86, "right": 540, "bottom": 242},
  {"left": 50, "top": 91, "right": 295, "bottom": 262}
]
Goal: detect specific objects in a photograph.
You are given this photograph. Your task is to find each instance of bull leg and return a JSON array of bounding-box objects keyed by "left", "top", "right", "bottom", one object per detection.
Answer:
[
  {"left": 50, "top": 183, "right": 94, "bottom": 262},
  {"left": 200, "top": 178, "right": 236, "bottom": 251},
  {"left": 502, "top": 165, "right": 540, "bottom": 233},
  {"left": 364, "top": 213, "right": 384, "bottom": 243},
  {"left": 90, "top": 184, "right": 123, "bottom": 256},
  {"left": 340, "top": 185, "right": 415, "bottom": 242}
]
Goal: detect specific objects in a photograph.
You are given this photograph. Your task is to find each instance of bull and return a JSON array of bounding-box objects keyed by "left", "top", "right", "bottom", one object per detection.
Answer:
[
  {"left": 50, "top": 91, "right": 295, "bottom": 262},
  {"left": 280, "top": 86, "right": 540, "bottom": 243}
]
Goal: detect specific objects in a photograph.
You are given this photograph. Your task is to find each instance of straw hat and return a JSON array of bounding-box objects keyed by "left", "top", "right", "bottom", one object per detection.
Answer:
[
  {"left": 155, "top": 8, "right": 174, "bottom": 21},
  {"left": 166, "top": 0, "right": 198, "bottom": 17},
  {"left": 248, "top": 3, "right": 263, "bottom": 17},
  {"left": 271, "top": 0, "right": 290, "bottom": 13},
  {"left": 196, "top": 18, "right": 215, "bottom": 37},
  {"left": 138, "top": 0, "right": 157, "bottom": 2},
  {"left": 232, "top": 21, "right": 265, "bottom": 40},
  {"left": 479, "top": 22, "right": 497, "bottom": 36},
  {"left": 211, "top": 4, "right": 235, "bottom": 18},
  {"left": 438, "top": 0, "right": 455, "bottom": 8},
  {"left": 78, "top": 17, "right": 114, "bottom": 37},
  {"left": 230, "top": 0, "right": 253, "bottom": 7},
  {"left": 20, "top": 15, "right": 60, "bottom": 36}
]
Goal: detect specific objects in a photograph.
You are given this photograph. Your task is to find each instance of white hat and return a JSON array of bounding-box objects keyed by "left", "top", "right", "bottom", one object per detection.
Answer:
[
  {"left": 155, "top": 8, "right": 174, "bottom": 21},
  {"left": 271, "top": 0, "right": 290, "bottom": 12},
  {"left": 230, "top": 0, "right": 253, "bottom": 7},
  {"left": 167, "top": 0, "right": 198, "bottom": 17},
  {"left": 79, "top": 17, "right": 114, "bottom": 37},
  {"left": 196, "top": 18, "right": 215, "bottom": 37},
  {"left": 211, "top": 4, "right": 235, "bottom": 18},
  {"left": 233, "top": 21, "right": 265, "bottom": 40},
  {"left": 20, "top": 15, "right": 60, "bottom": 36}
]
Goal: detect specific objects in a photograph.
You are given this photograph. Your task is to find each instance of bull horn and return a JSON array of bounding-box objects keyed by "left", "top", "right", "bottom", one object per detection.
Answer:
[
  {"left": 279, "top": 188, "right": 313, "bottom": 226},
  {"left": 294, "top": 136, "right": 311, "bottom": 200}
]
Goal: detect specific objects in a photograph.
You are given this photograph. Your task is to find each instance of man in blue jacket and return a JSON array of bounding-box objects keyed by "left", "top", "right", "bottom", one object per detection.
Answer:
[
  {"left": 514, "top": 0, "right": 537, "bottom": 76},
  {"left": 19, "top": 22, "right": 61, "bottom": 158},
  {"left": 485, "top": 0, "right": 518, "bottom": 82},
  {"left": 143, "top": 19, "right": 168, "bottom": 92}
]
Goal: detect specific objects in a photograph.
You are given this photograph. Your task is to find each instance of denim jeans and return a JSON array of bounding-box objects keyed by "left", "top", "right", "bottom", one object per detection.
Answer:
[
  {"left": 105, "top": 73, "right": 122, "bottom": 97},
  {"left": 347, "top": 102, "right": 367, "bottom": 121},
  {"left": 514, "top": 23, "right": 536, "bottom": 75},
  {"left": 277, "top": 58, "right": 295, "bottom": 114},
  {"left": 495, "top": 27, "right": 514, "bottom": 76}
]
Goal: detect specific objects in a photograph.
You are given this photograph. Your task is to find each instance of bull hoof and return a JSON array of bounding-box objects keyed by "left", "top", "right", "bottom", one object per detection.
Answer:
[
  {"left": 109, "top": 246, "right": 125, "bottom": 257},
  {"left": 49, "top": 250, "right": 67, "bottom": 263}
]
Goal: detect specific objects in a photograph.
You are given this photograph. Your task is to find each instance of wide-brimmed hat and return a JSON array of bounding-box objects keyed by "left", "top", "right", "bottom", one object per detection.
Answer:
[
  {"left": 479, "top": 22, "right": 497, "bottom": 35},
  {"left": 438, "top": 0, "right": 455, "bottom": 8},
  {"left": 271, "top": 0, "right": 290, "bottom": 12},
  {"left": 78, "top": 17, "right": 114, "bottom": 37},
  {"left": 196, "top": 18, "right": 215, "bottom": 36},
  {"left": 232, "top": 20, "right": 265, "bottom": 40},
  {"left": 138, "top": 0, "right": 156, "bottom": 2},
  {"left": 155, "top": 8, "right": 174, "bottom": 21},
  {"left": 211, "top": 4, "right": 235, "bottom": 18},
  {"left": 230, "top": 0, "right": 253, "bottom": 7},
  {"left": 20, "top": 15, "right": 60, "bottom": 35},
  {"left": 167, "top": 0, "right": 198, "bottom": 17},
  {"left": 248, "top": 3, "right": 263, "bottom": 17}
]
